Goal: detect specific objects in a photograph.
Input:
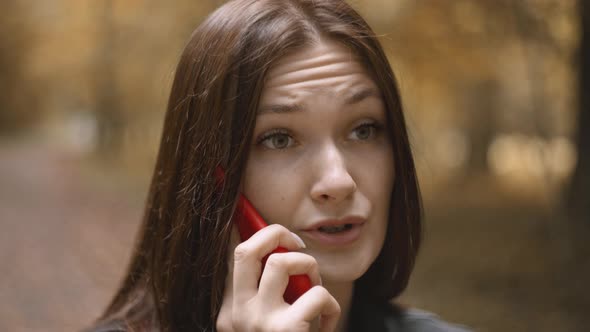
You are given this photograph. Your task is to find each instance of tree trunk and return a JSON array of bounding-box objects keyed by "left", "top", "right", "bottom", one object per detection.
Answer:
[
  {"left": 465, "top": 80, "right": 498, "bottom": 174},
  {"left": 568, "top": 0, "right": 590, "bottom": 225},
  {"left": 94, "top": 0, "right": 124, "bottom": 158}
]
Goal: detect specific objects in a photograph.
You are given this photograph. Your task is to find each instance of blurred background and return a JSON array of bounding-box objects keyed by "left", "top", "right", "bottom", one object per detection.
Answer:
[{"left": 1, "top": 0, "right": 588, "bottom": 331}]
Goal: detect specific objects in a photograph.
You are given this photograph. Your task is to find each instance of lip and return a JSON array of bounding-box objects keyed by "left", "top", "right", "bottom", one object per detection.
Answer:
[{"left": 300, "top": 216, "right": 366, "bottom": 246}]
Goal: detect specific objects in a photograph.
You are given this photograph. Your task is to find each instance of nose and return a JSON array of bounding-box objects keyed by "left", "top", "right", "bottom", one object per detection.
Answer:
[{"left": 309, "top": 143, "right": 357, "bottom": 204}]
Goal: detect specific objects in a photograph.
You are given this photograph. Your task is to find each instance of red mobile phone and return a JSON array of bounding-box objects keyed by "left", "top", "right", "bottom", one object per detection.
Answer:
[{"left": 215, "top": 167, "right": 312, "bottom": 304}]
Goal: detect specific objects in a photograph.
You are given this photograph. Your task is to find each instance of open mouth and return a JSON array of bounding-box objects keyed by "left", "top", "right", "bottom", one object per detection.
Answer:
[
  {"left": 318, "top": 224, "right": 354, "bottom": 234},
  {"left": 301, "top": 219, "right": 365, "bottom": 246}
]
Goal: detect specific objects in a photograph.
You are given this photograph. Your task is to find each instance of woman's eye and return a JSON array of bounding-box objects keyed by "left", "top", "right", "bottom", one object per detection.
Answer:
[
  {"left": 350, "top": 122, "right": 379, "bottom": 141},
  {"left": 258, "top": 131, "right": 295, "bottom": 149}
]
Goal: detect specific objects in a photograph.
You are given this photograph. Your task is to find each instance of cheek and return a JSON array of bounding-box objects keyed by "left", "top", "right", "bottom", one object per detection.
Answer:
[
  {"left": 360, "top": 146, "right": 394, "bottom": 196},
  {"left": 366, "top": 150, "right": 395, "bottom": 225},
  {"left": 242, "top": 159, "right": 299, "bottom": 226}
]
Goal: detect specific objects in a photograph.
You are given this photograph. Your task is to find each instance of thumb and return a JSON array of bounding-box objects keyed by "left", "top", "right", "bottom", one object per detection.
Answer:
[
  {"left": 225, "top": 224, "right": 241, "bottom": 277},
  {"left": 216, "top": 225, "right": 241, "bottom": 331}
]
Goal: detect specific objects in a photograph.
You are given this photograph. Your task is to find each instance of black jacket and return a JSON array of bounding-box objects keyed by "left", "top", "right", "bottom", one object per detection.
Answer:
[{"left": 348, "top": 294, "right": 472, "bottom": 332}]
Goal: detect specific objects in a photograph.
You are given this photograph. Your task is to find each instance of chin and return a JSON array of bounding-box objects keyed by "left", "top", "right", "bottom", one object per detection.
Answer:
[
  {"left": 320, "top": 267, "right": 366, "bottom": 283},
  {"left": 314, "top": 251, "right": 379, "bottom": 283}
]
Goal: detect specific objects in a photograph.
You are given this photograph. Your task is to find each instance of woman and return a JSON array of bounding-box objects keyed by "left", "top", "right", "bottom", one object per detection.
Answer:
[{"left": 88, "top": 0, "right": 470, "bottom": 331}]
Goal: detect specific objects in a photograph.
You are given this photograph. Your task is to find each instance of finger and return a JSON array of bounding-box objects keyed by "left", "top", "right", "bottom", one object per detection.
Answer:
[
  {"left": 257, "top": 252, "right": 320, "bottom": 305},
  {"left": 232, "top": 224, "right": 306, "bottom": 304},
  {"left": 244, "top": 223, "right": 307, "bottom": 257},
  {"left": 287, "top": 286, "right": 341, "bottom": 332}
]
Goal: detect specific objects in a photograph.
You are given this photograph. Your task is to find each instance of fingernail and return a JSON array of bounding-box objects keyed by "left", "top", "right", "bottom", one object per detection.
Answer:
[{"left": 290, "top": 232, "right": 306, "bottom": 248}]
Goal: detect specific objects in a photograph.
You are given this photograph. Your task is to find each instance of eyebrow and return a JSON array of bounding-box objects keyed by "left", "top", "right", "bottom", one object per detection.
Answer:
[
  {"left": 258, "top": 102, "right": 304, "bottom": 114},
  {"left": 258, "top": 87, "right": 379, "bottom": 115},
  {"left": 346, "top": 87, "right": 379, "bottom": 105}
]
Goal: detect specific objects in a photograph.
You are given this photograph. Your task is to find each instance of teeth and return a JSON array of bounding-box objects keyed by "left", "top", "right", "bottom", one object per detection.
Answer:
[{"left": 319, "top": 224, "right": 352, "bottom": 233}]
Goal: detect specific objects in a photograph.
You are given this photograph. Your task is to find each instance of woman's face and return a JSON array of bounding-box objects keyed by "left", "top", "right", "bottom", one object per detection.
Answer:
[{"left": 242, "top": 39, "right": 394, "bottom": 283}]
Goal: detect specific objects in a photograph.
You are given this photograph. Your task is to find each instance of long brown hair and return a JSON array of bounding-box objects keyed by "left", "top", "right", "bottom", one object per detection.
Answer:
[{"left": 91, "top": 0, "right": 421, "bottom": 331}]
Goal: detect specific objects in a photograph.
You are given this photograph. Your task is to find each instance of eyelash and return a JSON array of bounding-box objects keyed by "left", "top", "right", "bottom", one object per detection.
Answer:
[
  {"left": 255, "top": 120, "right": 384, "bottom": 150},
  {"left": 350, "top": 121, "right": 382, "bottom": 141},
  {"left": 256, "top": 128, "right": 293, "bottom": 149}
]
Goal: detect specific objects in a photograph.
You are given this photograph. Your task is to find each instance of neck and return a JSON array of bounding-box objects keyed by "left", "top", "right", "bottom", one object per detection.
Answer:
[{"left": 322, "top": 280, "right": 354, "bottom": 332}]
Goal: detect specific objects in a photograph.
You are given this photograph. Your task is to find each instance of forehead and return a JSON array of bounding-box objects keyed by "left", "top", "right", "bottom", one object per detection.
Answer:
[{"left": 260, "top": 39, "right": 379, "bottom": 106}]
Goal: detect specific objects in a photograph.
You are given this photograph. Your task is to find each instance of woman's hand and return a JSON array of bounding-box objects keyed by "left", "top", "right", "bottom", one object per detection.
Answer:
[{"left": 216, "top": 224, "right": 341, "bottom": 332}]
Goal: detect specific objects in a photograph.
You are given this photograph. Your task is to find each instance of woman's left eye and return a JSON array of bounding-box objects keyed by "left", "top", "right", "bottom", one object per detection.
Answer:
[{"left": 349, "top": 122, "right": 380, "bottom": 141}]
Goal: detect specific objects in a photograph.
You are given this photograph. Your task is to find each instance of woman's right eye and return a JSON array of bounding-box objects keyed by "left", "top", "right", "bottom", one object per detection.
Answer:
[{"left": 257, "top": 130, "right": 295, "bottom": 150}]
